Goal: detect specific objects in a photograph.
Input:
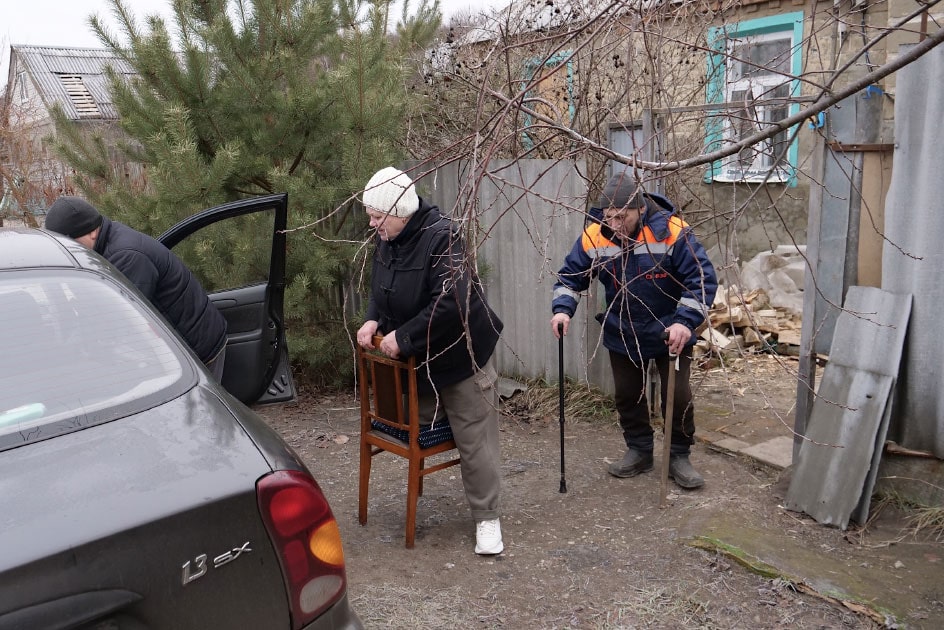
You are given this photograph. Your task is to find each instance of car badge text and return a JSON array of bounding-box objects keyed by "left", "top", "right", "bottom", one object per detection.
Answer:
[{"left": 181, "top": 541, "right": 252, "bottom": 585}]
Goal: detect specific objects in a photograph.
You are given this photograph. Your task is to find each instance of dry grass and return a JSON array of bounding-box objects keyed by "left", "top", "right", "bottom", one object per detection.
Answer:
[
  {"left": 501, "top": 379, "right": 615, "bottom": 425},
  {"left": 870, "top": 491, "right": 944, "bottom": 540},
  {"left": 907, "top": 505, "right": 944, "bottom": 541},
  {"left": 586, "top": 584, "right": 719, "bottom": 629},
  {"left": 353, "top": 580, "right": 723, "bottom": 629},
  {"left": 350, "top": 584, "right": 509, "bottom": 628}
]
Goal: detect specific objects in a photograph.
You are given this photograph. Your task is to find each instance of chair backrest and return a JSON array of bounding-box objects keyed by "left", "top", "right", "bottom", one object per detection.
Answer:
[
  {"left": 359, "top": 345, "right": 417, "bottom": 437},
  {"left": 357, "top": 336, "right": 457, "bottom": 450},
  {"left": 356, "top": 336, "right": 460, "bottom": 548}
]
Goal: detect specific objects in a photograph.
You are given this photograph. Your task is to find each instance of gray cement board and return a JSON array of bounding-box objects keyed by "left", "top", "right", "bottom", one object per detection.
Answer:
[
  {"left": 785, "top": 365, "right": 894, "bottom": 528},
  {"left": 828, "top": 287, "right": 912, "bottom": 376},
  {"left": 786, "top": 286, "right": 911, "bottom": 529},
  {"left": 851, "top": 397, "right": 895, "bottom": 525},
  {"left": 811, "top": 153, "right": 854, "bottom": 355}
]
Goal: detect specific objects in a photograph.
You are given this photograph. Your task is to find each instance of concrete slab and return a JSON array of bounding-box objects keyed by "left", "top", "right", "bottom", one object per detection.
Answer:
[
  {"left": 711, "top": 437, "right": 751, "bottom": 453},
  {"left": 876, "top": 454, "right": 944, "bottom": 506},
  {"left": 742, "top": 436, "right": 794, "bottom": 469},
  {"left": 685, "top": 512, "right": 940, "bottom": 627}
]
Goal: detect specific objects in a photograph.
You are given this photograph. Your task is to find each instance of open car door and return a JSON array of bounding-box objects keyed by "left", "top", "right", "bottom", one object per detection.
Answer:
[{"left": 158, "top": 193, "right": 296, "bottom": 405}]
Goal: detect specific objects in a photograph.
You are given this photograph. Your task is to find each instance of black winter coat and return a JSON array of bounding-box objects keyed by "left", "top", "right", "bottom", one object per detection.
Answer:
[
  {"left": 94, "top": 218, "right": 227, "bottom": 363},
  {"left": 366, "top": 200, "right": 503, "bottom": 391}
]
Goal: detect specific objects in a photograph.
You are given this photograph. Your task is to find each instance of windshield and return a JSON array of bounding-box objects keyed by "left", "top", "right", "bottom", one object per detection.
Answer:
[{"left": 0, "top": 271, "right": 191, "bottom": 451}]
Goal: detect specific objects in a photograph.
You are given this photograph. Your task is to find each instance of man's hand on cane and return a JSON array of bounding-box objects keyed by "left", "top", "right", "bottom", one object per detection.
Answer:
[
  {"left": 663, "top": 323, "right": 691, "bottom": 356},
  {"left": 551, "top": 313, "right": 571, "bottom": 339}
]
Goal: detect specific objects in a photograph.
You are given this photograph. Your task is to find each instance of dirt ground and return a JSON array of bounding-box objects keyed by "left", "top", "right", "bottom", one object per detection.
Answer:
[{"left": 255, "top": 355, "right": 943, "bottom": 629}]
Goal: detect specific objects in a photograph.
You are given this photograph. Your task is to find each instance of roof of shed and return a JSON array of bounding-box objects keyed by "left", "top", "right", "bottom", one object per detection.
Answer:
[{"left": 12, "top": 45, "right": 136, "bottom": 121}]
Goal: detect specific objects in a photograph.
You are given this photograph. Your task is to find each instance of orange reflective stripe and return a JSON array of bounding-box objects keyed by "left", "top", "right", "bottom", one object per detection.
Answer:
[
  {"left": 582, "top": 217, "right": 688, "bottom": 254},
  {"left": 581, "top": 223, "right": 617, "bottom": 250},
  {"left": 642, "top": 217, "right": 687, "bottom": 246},
  {"left": 581, "top": 224, "right": 621, "bottom": 258}
]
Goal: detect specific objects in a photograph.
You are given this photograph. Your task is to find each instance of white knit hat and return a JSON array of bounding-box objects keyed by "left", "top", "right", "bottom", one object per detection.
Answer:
[{"left": 362, "top": 167, "right": 419, "bottom": 218}]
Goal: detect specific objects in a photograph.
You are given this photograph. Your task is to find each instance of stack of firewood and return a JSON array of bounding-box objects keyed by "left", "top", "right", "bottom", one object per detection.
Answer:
[{"left": 696, "top": 285, "right": 803, "bottom": 357}]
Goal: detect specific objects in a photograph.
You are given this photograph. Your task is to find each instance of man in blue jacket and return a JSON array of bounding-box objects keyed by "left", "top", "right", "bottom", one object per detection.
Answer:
[
  {"left": 550, "top": 172, "right": 717, "bottom": 488},
  {"left": 44, "top": 196, "right": 228, "bottom": 381}
]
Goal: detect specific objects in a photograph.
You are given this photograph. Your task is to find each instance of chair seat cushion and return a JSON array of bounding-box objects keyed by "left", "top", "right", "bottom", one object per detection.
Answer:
[{"left": 370, "top": 419, "right": 454, "bottom": 448}]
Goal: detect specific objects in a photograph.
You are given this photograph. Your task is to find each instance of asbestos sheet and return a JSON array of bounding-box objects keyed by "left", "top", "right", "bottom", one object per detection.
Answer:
[
  {"left": 785, "top": 286, "right": 911, "bottom": 529},
  {"left": 786, "top": 366, "right": 895, "bottom": 528}
]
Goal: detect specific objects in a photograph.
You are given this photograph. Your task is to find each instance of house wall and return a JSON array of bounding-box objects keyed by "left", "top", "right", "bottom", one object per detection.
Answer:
[
  {"left": 7, "top": 53, "right": 48, "bottom": 128},
  {"left": 2, "top": 47, "right": 146, "bottom": 214},
  {"left": 649, "top": 0, "right": 893, "bottom": 270},
  {"left": 442, "top": 0, "right": 925, "bottom": 271},
  {"left": 1, "top": 59, "right": 67, "bottom": 215}
]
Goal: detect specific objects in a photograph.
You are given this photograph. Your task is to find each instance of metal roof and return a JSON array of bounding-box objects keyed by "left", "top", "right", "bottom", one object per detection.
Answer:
[{"left": 12, "top": 45, "right": 136, "bottom": 121}]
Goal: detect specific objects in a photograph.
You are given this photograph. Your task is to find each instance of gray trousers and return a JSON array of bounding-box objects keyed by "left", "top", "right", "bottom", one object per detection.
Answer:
[{"left": 418, "top": 356, "right": 502, "bottom": 522}]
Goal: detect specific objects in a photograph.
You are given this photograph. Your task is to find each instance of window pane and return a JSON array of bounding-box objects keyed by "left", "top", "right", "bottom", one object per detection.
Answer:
[
  {"left": 731, "top": 37, "right": 791, "bottom": 79},
  {"left": 718, "top": 28, "right": 796, "bottom": 183},
  {"left": 0, "top": 274, "right": 186, "bottom": 447},
  {"left": 170, "top": 212, "right": 274, "bottom": 293}
]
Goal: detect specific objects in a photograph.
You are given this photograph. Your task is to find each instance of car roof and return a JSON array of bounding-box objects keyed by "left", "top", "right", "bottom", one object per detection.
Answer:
[{"left": 0, "top": 227, "right": 92, "bottom": 271}]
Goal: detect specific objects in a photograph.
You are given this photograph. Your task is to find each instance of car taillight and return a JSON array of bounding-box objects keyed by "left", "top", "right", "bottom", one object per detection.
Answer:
[{"left": 257, "top": 470, "right": 348, "bottom": 629}]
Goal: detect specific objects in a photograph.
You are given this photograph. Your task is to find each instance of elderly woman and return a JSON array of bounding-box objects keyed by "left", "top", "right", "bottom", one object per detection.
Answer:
[{"left": 356, "top": 166, "right": 505, "bottom": 555}]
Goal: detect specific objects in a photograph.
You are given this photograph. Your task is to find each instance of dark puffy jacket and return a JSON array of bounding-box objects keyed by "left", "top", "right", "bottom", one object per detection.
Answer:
[
  {"left": 552, "top": 193, "right": 717, "bottom": 362},
  {"left": 94, "top": 218, "right": 227, "bottom": 363},
  {"left": 366, "top": 199, "right": 503, "bottom": 391}
]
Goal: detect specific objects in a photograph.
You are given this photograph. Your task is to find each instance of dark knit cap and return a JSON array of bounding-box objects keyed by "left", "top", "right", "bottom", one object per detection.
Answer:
[
  {"left": 45, "top": 196, "right": 103, "bottom": 238},
  {"left": 598, "top": 172, "right": 646, "bottom": 210}
]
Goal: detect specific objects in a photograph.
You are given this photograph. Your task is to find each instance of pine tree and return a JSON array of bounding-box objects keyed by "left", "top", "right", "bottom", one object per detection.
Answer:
[{"left": 52, "top": 0, "right": 441, "bottom": 384}]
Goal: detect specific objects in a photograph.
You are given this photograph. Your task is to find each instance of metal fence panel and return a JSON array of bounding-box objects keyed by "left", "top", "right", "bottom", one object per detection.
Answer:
[{"left": 411, "top": 159, "right": 614, "bottom": 392}]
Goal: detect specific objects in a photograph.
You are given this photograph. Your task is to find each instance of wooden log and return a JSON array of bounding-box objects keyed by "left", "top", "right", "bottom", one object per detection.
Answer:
[
  {"left": 701, "top": 326, "right": 733, "bottom": 349},
  {"left": 776, "top": 330, "right": 802, "bottom": 346}
]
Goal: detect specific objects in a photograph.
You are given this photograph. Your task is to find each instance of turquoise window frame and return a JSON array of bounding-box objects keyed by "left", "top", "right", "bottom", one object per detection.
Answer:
[
  {"left": 521, "top": 52, "right": 575, "bottom": 151},
  {"left": 705, "top": 12, "right": 804, "bottom": 186}
]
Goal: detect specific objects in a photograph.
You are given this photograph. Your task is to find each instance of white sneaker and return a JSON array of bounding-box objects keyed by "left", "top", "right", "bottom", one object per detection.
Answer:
[{"left": 474, "top": 518, "right": 504, "bottom": 555}]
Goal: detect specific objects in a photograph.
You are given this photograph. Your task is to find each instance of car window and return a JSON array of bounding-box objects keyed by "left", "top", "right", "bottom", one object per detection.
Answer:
[
  {"left": 169, "top": 212, "right": 275, "bottom": 292},
  {"left": 0, "top": 271, "right": 193, "bottom": 451}
]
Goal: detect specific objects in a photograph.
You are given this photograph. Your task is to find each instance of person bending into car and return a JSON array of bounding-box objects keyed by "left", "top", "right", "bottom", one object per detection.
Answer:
[
  {"left": 44, "top": 196, "right": 228, "bottom": 381},
  {"left": 355, "top": 167, "right": 506, "bottom": 555},
  {"left": 550, "top": 172, "right": 717, "bottom": 489}
]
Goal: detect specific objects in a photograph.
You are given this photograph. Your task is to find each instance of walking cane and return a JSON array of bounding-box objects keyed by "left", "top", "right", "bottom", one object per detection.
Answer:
[
  {"left": 659, "top": 332, "right": 677, "bottom": 508},
  {"left": 558, "top": 322, "right": 567, "bottom": 493}
]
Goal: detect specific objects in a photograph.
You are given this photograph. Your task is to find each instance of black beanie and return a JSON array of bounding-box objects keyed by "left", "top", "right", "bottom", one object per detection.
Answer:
[
  {"left": 45, "top": 196, "right": 103, "bottom": 238},
  {"left": 598, "top": 172, "right": 646, "bottom": 210}
]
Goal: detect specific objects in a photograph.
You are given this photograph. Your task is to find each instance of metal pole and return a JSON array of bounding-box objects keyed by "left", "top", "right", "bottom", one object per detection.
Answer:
[{"left": 558, "top": 322, "right": 567, "bottom": 493}]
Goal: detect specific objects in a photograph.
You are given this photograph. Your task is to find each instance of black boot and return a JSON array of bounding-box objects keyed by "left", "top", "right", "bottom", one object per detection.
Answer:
[
  {"left": 669, "top": 454, "right": 705, "bottom": 489},
  {"left": 607, "top": 449, "right": 654, "bottom": 478}
]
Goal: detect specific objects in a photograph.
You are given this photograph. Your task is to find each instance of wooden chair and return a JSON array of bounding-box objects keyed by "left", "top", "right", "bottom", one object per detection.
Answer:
[{"left": 357, "top": 337, "right": 461, "bottom": 548}]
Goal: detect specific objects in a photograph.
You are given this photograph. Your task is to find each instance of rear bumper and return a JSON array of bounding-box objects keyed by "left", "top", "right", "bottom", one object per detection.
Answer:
[{"left": 302, "top": 593, "right": 363, "bottom": 630}]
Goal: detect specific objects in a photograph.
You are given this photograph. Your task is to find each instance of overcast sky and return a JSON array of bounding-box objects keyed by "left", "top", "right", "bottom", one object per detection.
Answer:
[{"left": 2, "top": 0, "right": 503, "bottom": 84}]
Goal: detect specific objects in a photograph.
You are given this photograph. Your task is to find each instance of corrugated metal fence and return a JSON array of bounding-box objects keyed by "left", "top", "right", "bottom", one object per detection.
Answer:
[
  {"left": 410, "top": 159, "right": 616, "bottom": 393},
  {"left": 882, "top": 44, "right": 944, "bottom": 458}
]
